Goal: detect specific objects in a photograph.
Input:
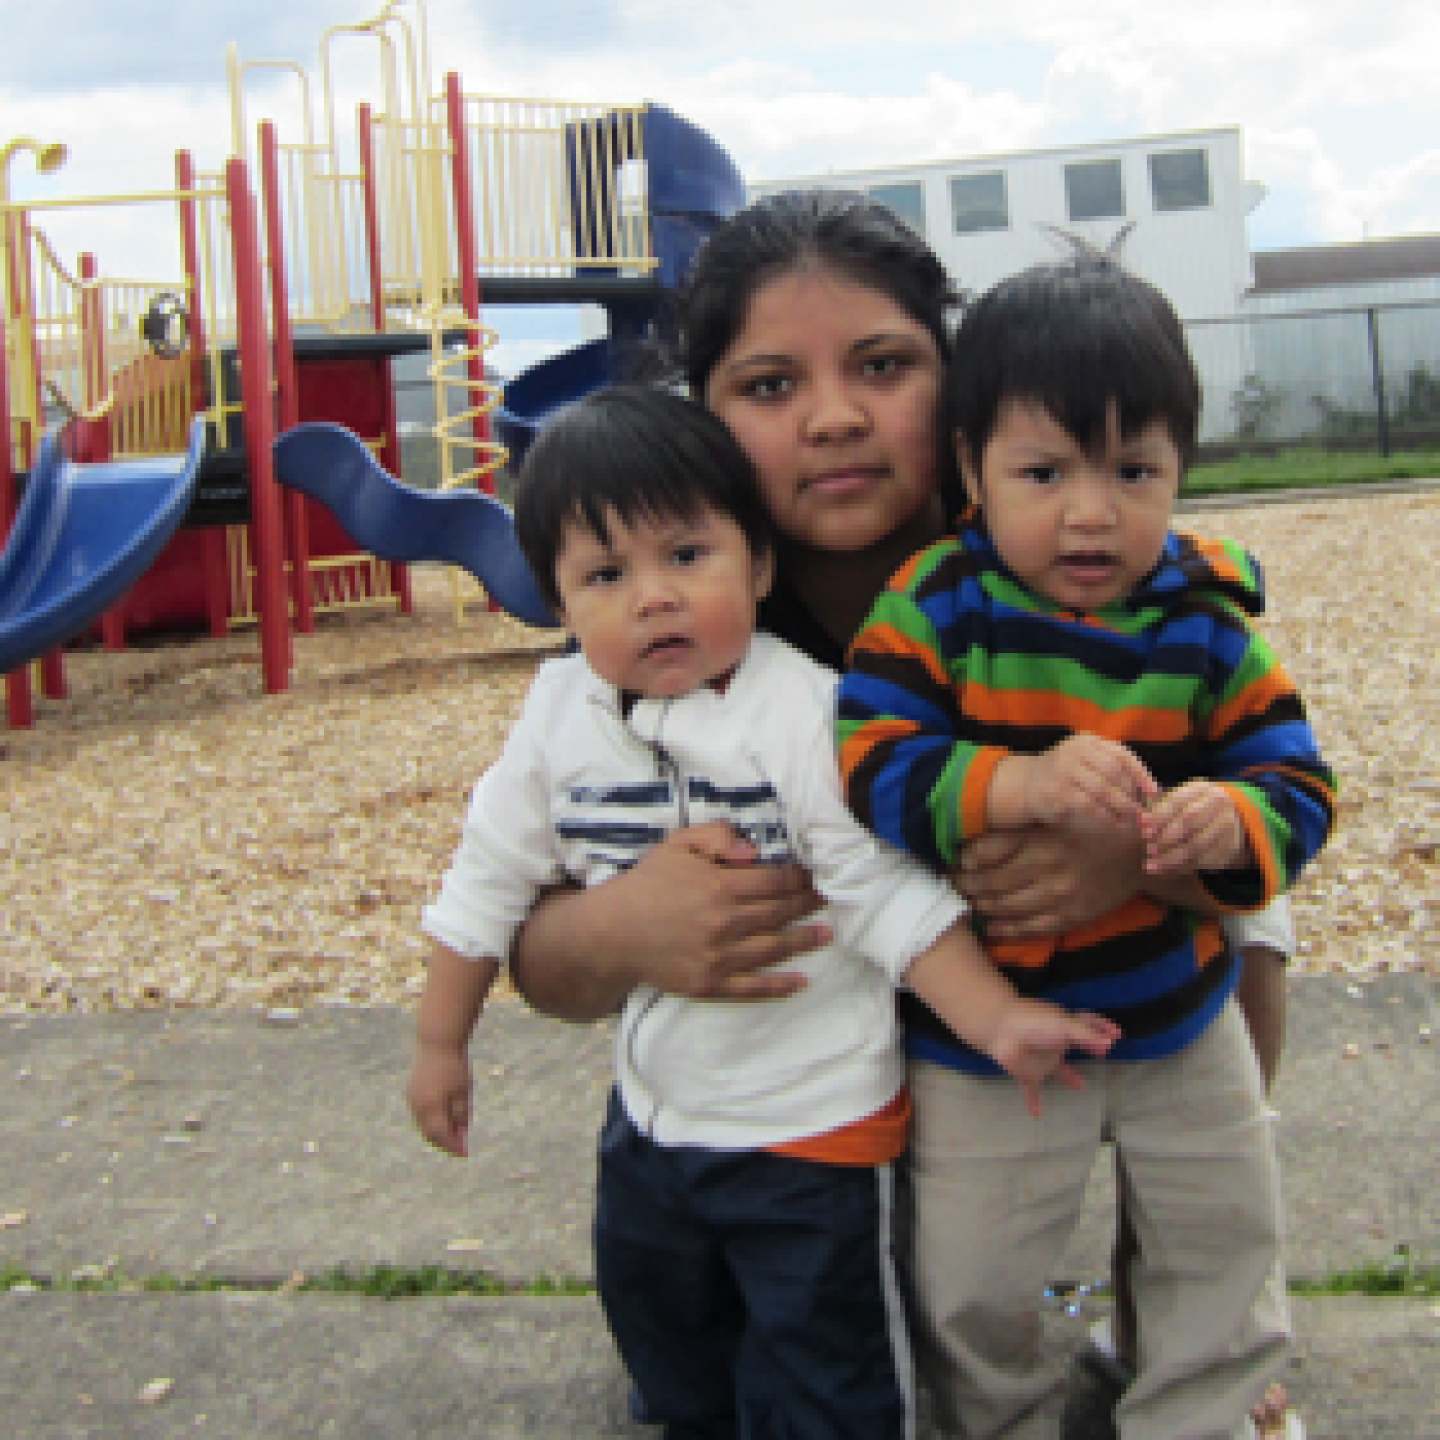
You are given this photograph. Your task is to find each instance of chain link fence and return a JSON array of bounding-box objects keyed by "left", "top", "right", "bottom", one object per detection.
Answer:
[
  {"left": 1186, "top": 299, "right": 1440, "bottom": 457},
  {"left": 390, "top": 297, "right": 1440, "bottom": 481}
]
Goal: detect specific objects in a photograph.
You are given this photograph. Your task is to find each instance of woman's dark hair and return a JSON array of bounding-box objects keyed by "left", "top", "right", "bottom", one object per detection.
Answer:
[
  {"left": 948, "top": 256, "right": 1202, "bottom": 469},
  {"left": 674, "top": 188, "right": 958, "bottom": 396},
  {"left": 514, "top": 385, "right": 772, "bottom": 610}
]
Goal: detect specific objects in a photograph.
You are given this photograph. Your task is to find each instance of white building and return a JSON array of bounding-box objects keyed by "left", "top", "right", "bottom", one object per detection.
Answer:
[
  {"left": 752, "top": 128, "right": 1266, "bottom": 441},
  {"left": 753, "top": 127, "right": 1260, "bottom": 319}
]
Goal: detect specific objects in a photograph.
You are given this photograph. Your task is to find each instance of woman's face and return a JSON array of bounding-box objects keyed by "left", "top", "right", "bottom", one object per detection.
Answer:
[{"left": 703, "top": 265, "right": 944, "bottom": 555}]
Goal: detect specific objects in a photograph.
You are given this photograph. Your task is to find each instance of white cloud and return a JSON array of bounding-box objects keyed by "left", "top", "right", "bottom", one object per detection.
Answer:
[{"left": 5, "top": 0, "right": 1438, "bottom": 291}]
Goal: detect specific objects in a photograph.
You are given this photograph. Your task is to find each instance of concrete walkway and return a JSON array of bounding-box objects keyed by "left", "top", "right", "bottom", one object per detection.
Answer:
[{"left": 3, "top": 974, "right": 1436, "bottom": 1438}]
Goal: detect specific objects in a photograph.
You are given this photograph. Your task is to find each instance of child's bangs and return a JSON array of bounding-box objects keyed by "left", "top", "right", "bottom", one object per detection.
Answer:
[
  {"left": 1004, "top": 303, "right": 1194, "bottom": 457},
  {"left": 569, "top": 467, "right": 709, "bottom": 550}
]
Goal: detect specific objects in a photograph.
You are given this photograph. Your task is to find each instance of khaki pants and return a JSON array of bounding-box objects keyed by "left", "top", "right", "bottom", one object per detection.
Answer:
[{"left": 903, "top": 1002, "right": 1290, "bottom": 1440}]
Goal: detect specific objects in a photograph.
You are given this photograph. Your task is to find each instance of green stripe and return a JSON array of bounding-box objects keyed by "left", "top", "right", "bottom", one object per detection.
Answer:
[
  {"left": 1215, "top": 629, "right": 1277, "bottom": 709},
  {"left": 956, "top": 647, "right": 1199, "bottom": 713},
  {"left": 861, "top": 587, "right": 940, "bottom": 649}
]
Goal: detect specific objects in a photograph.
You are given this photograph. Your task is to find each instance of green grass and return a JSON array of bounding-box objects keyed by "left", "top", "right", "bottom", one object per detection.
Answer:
[
  {"left": 1187, "top": 446, "right": 1440, "bottom": 495},
  {"left": 0, "top": 1263, "right": 593, "bottom": 1299},
  {"left": 1290, "top": 1248, "right": 1440, "bottom": 1299},
  {"left": 5, "top": 1259, "right": 1436, "bottom": 1299}
]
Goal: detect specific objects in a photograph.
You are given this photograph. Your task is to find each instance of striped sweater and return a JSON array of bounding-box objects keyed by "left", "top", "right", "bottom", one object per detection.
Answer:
[{"left": 836, "top": 519, "right": 1336, "bottom": 1069}]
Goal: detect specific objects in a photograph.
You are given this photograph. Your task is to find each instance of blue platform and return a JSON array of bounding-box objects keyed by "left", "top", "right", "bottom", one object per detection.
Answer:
[{"left": 0, "top": 420, "right": 205, "bottom": 673}]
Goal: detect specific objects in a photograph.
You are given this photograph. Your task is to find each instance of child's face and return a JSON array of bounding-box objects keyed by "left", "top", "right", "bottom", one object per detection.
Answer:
[
  {"left": 703, "top": 264, "right": 944, "bottom": 557},
  {"left": 553, "top": 504, "right": 773, "bottom": 697},
  {"left": 960, "top": 398, "right": 1181, "bottom": 611}
]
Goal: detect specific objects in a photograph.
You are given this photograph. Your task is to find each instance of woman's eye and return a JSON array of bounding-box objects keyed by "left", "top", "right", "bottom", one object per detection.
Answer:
[
  {"left": 1022, "top": 465, "right": 1059, "bottom": 485},
  {"left": 673, "top": 543, "right": 706, "bottom": 566},
  {"left": 861, "top": 353, "right": 909, "bottom": 380},
  {"left": 586, "top": 564, "right": 622, "bottom": 586},
  {"left": 1118, "top": 463, "right": 1154, "bottom": 484},
  {"left": 741, "top": 374, "right": 791, "bottom": 401}
]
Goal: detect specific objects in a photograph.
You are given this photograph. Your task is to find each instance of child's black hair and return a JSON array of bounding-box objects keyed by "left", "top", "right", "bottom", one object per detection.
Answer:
[
  {"left": 513, "top": 385, "right": 772, "bottom": 611},
  {"left": 948, "top": 257, "right": 1201, "bottom": 471}
]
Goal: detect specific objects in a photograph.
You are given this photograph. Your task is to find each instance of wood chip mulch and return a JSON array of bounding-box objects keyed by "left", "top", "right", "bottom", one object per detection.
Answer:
[{"left": 3, "top": 494, "right": 1436, "bottom": 1015}]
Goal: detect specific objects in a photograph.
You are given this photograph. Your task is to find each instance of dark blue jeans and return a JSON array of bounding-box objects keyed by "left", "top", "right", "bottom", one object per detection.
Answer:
[{"left": 594, "top": 1092, "right": 912, "bottom": 1440}]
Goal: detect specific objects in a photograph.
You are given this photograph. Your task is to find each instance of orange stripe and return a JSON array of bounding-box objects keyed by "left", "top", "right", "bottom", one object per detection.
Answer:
[
  {"left": 1261, "top": 764, "right": 1337, "bottom": 810},
  {"left": 963, "top": 682, "right": 1191, "bottom": 742},
  {"left": 1059, "top": 895, "right": 1168, "bottom": 949},
  {"left": 838, "top": 715, "right": 917, "bottom": 784},
  {"left": 890, "top": 545, "right": 933, "bottom": 592},
  {"left": 1206, "top": 667, "right": 1294, "bottom": 739},
  {"left": 990, "top": 936, "right": 1057, "bottom": 969},
  {"left": 990, "top": 895, "right": 1166, "bottom": 970},
  {"left": 850, "top": 621, "right": 953, "bottom": 693},
  {"left": 960, "top": 745, "right": 1007, "bottom": 837},
  {"left": 1190, "top": 535, "right": 1246, "bottom": 586},
  {"left": 767, "top": 1088, "right": 911, "bottom": 1166},
  {"left": 1192, "top": 919, "right": 1225, "bottom": 968},
  {"left": 1217, "top": 783, "right": 1280, "bottom": 907}
]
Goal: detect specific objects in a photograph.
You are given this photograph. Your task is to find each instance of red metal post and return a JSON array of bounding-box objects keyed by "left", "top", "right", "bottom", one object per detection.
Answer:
[
  {"left": 0, "top": 269, "right": 33, "bottom": 727},
  {"left": 227, "top": 155, "right": 292, "bottom": 693},
  {"left": 259, "top": 121, "right": 314, "bottom": 634},
  {"left": 446, "top": 69, "right": 499, "bottom": 611},
  {"left": 445, "top": 70, "right": 492, "bottom": 486},
  {"left": 358, "top": 103, "right": 411, "bottom": 614}
]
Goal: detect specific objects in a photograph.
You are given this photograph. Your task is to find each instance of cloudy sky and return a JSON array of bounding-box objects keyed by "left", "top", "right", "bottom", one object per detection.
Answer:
[{"left": 4, "top": 0, "right": 1435, "bottom": 367}]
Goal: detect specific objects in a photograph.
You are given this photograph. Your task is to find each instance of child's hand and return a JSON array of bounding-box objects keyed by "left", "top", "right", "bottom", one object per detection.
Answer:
[
  {"left": 407, "top": 1041, "right": 472, "bottom": 1158},
  {"left": 1013, "top": 736, "right": 1159, "bottom": 832},
  {"left": 986, "top": 999, "right": 1121, "bottom": 1118},
  {"left": 1140, "top": 780, "right": 1248, "bottom": 875}
]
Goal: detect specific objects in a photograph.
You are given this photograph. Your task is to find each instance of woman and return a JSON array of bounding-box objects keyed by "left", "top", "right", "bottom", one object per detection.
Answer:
[{"left": 509, "top": 188, "right": 1294, "bottom": 1438}]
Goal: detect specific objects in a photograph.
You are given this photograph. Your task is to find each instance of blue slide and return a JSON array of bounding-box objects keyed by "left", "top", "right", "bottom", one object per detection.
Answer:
[
  {"left": 272, "top": 422, "right": 558, "bottom": 629},
  {"left": 0, "top": 419, "right": 205, "bottom": 673}
]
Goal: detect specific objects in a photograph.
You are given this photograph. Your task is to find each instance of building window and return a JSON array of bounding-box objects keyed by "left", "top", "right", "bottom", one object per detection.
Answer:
[
  {"left": 867, "top": 182, "right": 926, "bottom": 235},
  {"left": 1149, "top": 147, "right": 1211, "bottom": 211},
  {"left": 1064, "top": 158, "right": 1124, "bottom": 221},
  {"left": 949, "top": 171, "right": 1009, "bottom": 234}
]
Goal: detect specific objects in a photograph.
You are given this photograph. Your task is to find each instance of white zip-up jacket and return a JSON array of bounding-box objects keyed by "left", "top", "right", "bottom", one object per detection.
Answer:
[{"left": 423, "top": 632, "right": 966, "bottom": 1149}]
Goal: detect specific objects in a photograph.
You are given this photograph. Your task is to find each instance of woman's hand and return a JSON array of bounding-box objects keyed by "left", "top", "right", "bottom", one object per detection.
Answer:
[
  {"left": 954, "top": 824, "right": 1144, "bottom": 940},
  {"left": 511, "top": 822, "right": 830, "bottom": 1020}
]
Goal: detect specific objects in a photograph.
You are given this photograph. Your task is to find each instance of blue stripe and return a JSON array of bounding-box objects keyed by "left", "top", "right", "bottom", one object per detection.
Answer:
[
  {"left": 1044, "top": 938, "right": 1204, "bottom": 1012},
  {"left": 568, "top": 781, "right": 671, "bottom": 805},
  {"left": 1216, "top": 721, "right": 1319, "bottom": 770},
  {"left": 840, "top": 670, "right": 955, "bottom": 735},
  {"left": 556, "top": 820, "right": 666, "bottom": 846},
  {"left": 872, "top": 737, "right": 951, "bottom": 855},
  {"left": 688, "top": 778, "right": 777, "bottom": 807}
]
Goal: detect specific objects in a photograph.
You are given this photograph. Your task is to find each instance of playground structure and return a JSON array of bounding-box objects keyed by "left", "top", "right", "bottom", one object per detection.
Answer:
[{"left": 0, "top": 0, "right": 745, "bottom": 728}]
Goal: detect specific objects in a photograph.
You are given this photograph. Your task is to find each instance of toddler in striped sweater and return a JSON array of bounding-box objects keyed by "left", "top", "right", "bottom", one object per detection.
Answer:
[{"left": 837, "top": 257, "right": 1334, "bottom": 1440}]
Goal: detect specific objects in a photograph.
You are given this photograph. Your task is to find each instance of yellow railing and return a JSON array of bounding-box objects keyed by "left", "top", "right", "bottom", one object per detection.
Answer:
[
  {"left": 0, "top": 176, "right": 241, "bottom": 466},
  {"left": 424, "top": 306, "right": 507, "bottom": 619},
  {"left": 270, "top": 139, "right": 372, "bottom": 332},
  {"left": 452, "top": 94, "right": 655, "bottom": 277},
  {"left": 5, "top": 214, "right": 76, "bottom": 467}
]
